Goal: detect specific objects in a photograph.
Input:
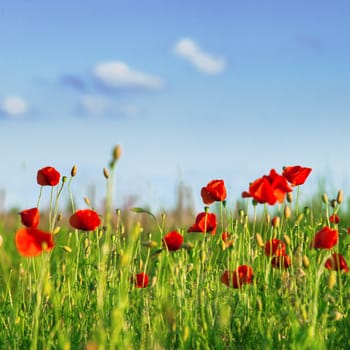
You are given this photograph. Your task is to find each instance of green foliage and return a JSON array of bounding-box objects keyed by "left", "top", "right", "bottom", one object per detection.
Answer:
[{"left": 1, "top": 186, "right": 350, "bottom": 349}]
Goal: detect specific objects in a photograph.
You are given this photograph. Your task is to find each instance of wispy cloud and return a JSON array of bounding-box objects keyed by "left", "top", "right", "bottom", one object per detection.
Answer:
[
  {"left": 92, "top": 61, "right": 163, "bottom": 90},
  {"left": 0, "top": 96, "right": 29, "bottom": 118},
  {"left": 173, "top": 38, "right": 226, "bottom": 74},
  {"left": 60, "top": 74, "right": 87, "bottom": 91},
  {"left": 77, "top": 94, "right": 141, "bottom": 118}
]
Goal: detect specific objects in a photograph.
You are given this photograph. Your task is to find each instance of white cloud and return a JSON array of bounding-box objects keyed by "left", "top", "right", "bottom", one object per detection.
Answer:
[
  {"left": 173, "top": 38, "right": 226, "bottom": 74},
  {"left": 1, "top": 96, "right": 28, "bottom": 117},
  {"left": 79, "top": 94, "right": 141, "bottom": 118},
  {"left": 93, "top": 61, "right": 163, "bottom": 90},
  {"left": 79, "top": 95, "right": 110, "bottom": 117}
]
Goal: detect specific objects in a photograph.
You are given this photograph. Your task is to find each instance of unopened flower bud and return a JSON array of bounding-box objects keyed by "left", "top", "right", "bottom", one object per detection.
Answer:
[
  {"left": 284, "top": 206, "right": 291, "bottom": 219},
  {"left": 56, "top": 213, "right": 63, "bottom": 222},
  {"left": 71, "top": 165, "right": 77, "bottom": 177},
  {"left": 286, "top": 192, "right": 293, "bottom": 203},
  {"left": 62, "top": 176, "right": 68, "bottom": 183},
  {"left": 271, "top": 217, "right": 280, "bottom": 228},
  {"left": 302, "top": 255, "right": 310, "bottom": 268},
  {"left": 330, "top": 199, "right": 337, "bottom": 209},
  {"left": 103, "top": 167, "right": 109, "bottom": 179},
  {"left": 283, "top": 234, "right": 291, "bottom": 246},
  {"left": 295, "top": 213, "right": 304, "bottom": 225},
  {"left": 62, "top": 245, "right": 72, "bottom": 253},
  {"left": 322, "top": 193, "right": 329, "bottom": 204},
  {"left": 255, "top": 233, "right": 264, "bottom": 248},
  {"left": 84, "top": 197, "right": 91, "bottom": 206},
  {"left": 328, "top": 270, "right": 337, "bottom": 290},
  {"left": 337, "top": 189, "right": 344, "bottom": 204},
  {"left": 113, "top": 145, "right": 122, "bottom": 162}
]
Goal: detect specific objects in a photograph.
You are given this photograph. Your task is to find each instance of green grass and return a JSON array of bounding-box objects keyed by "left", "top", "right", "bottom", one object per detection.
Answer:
[{"left": 0, "top": 157, "right": 350, "bottom": 349}]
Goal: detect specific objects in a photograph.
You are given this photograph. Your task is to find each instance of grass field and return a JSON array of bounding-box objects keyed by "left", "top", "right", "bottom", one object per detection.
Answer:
[{"left": 0, "top": 149, "right": 349, "bottom": 349}]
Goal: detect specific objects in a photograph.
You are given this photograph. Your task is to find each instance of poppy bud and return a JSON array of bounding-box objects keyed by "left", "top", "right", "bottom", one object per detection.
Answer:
[
  {"left": 113, "top": 145, "right": 122, "bottom": 162},
  {"left": 330, "top": 199, "right": 337, "bottom": 209},
  {"left": 328, "top": 270, "right": 337, "bottom": 290},
  {"left": 103, "top": 167, "right": 109, "bottom": 179},
  {"left": 255, "top": 233, "right": 264, "bottom": 248},
  {"left": 283, "top": 234, "right": 291, "bottom": 246},
  {"left": 295, "top": 213, "right": 304, "bottom": 225},
  {"left": 187, "top": 263, "right": 194, "bottom": 272},
  {"left": 286, "top": 192, "right": 293, "bottom": 203},
  {"left": 0, "top": 234, "right": 2, "bottom": 247},
  {"left": 53, "top": 226, "right": 61, "bottom": 234},
  {"left": 322, "top": 193, "right": 329, "bottom": 204},
  {"left": 302, "top": 255, "right": 310, "bottom": 268},
  {"left": 62, "top": 246, "right": 72, "bottom": 253},
  {"left": 337, "top": 189, "right": 344, "bottom": 204},
  {"left": 62, "top": 176, "right": 68, "bottom": 183},
  {"left": 56, "top": 213, "right": 63, "bottom": 222},
  {"left": 284, "top": 206, "right": 291, "bottom": 219},
  {"left": 141, "top": 241, "right": 158, "bottom": 248},
  {"left": 84, "top": 197, "right": 91, "bottom": 206},
  {"left": 271, "top": 217, "right": 280, "bottom": 228},
  {"left": 71, "top": 165, "right": 77, "bottom": 177}
]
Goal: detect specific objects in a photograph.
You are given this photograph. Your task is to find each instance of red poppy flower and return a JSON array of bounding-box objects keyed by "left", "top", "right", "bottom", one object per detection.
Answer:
[
  {"left": 188, "top": 212, "right": 217, "bottom": 234},
  {"left": 310, "top": 226, "right": 338, "bottom": 249},
  {"left": 19, "top": 207, "right": 40, "bottom": 228},
  {"left": 163, "top": 231, "right": 184, "bottom": 251},
  {"left": 69, "top": 209, "right": 101, "bottom": 231},
  {"left": 37, "top": 166, "right": 61, "bottom": 186},
  {"left": 221, "top": 232, "right": 230, "bottom": 242},
  {"left": 329, "top": 214, "right": 340, "bottom": 224},
  {"left": 271, "top": 254, "right": 291, "bottom": 269},
  {"left": 264, "top": 239, "right": 286, "bottom": 257},
  {"left": 15, "top": 227, "right": 54, "bottom": 257},
  {"left": 134, "top": 272, "right": 149, "bottom": 288},
  {"left": 200, "top": 179, "right": 227, "bottom": 205},
  {"left": 242, "top": 169, "right": 292, "bottom": 205},
  {"left": 325, "top": 253, "right": 349, "bottom": 272},
  {"left": 282, "top": 165, "right": 312, "bottom": 186},
  {"left": 221, "top": 265, "right": 253, "bottom": 289}
]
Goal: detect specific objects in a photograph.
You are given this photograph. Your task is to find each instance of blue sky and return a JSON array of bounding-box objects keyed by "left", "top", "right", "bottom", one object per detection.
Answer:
[{"left": 0, "top": 0, "right": 350, "bottom": 212}]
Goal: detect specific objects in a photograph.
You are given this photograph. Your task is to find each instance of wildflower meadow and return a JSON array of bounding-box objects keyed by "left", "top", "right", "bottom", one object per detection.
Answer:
[{"left": 1, "top": 146, "right": 350, "bottom": 349}]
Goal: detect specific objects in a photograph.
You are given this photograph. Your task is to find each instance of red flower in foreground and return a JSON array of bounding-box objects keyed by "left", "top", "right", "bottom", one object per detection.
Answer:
[
  {"left": 329, "top": 214, "right": 340, "bottom": 224},
  {"left": 282, "top": 165, "right": 312, "bottom": 186},
  {"left": 69, "top": 209, "right": 101, "bottom": 231},
  {"left": 200, "top": 179, "right": 227, "bottom": 205},
  {"left": 310, "top": 226, "right": 338, "bottom": 249},
  {"left": 163, "top": 231, "right": 184, "bottom": 251},
  {"left": 271, "top": 255, "right": 291, "bottom": 269},
  {"left": 15, "top": 227, "right": 54, "bottom": 257},
  {"left": 134, "top": 272, "right": 149, "bottom": 288},
  {"left": 264, "top": 239, "right": 286, "bottom": 257},
  {"left": 188, "top": 212, "right": 217, "bottom": 234},
  {"left": 325, "top": 253, "right": 349, "bottom": 272},
  {"left": 221, "top": 265, "right": 253, "bottom": 289},
  {"left": 19, "top": 207, "right": 40, "bottom": 228},
  {"left": 242, "top": 169, "right": 292, "bottom": 205},
  {"left": 37, "top": 166, "right": 61, "bottom": 186}
]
